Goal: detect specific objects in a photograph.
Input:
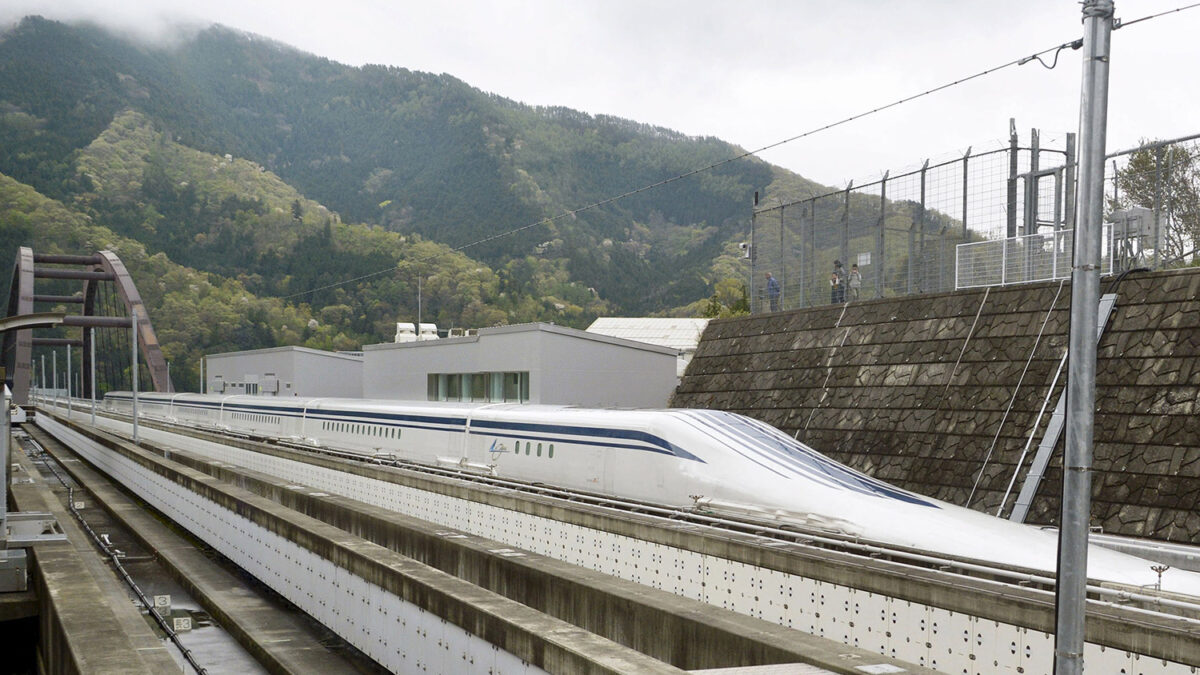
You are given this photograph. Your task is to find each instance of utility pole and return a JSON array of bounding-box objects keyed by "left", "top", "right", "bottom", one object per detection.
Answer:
[{"left": 1057, "top": 2, "right": 1113, "bottom": 673}]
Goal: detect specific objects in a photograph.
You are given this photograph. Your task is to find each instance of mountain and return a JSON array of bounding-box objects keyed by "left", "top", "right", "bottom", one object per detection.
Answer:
[
  {"left": 0, "top": 16, "right": 793, "bottom": 314},
  {"left": 0, "top": 16, "right": 862, "bottom": 389}
]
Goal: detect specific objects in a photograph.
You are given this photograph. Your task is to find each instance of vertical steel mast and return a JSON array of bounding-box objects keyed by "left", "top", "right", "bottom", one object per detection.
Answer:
[{"left": 1056, "top": 1, "right": 1113, "bottom": 673}]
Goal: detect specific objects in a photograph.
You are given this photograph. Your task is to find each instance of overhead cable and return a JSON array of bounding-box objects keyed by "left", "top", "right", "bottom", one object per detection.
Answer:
[{"left": 282, "top": 4, "right": 1199, "bottom": 300}]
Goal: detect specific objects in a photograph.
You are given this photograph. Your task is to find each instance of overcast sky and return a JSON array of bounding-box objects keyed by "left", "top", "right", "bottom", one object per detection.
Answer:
[{"left": 1, "top": 1, "right": 1195, "bottom": 188}]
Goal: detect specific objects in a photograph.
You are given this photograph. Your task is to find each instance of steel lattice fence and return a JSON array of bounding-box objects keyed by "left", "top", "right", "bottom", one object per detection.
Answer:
[{"left": 748, "top": 131, "right": 1200, "bottom": 312}]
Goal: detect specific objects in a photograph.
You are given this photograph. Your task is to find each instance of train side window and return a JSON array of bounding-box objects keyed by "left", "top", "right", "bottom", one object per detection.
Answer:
[
  {"left": 537, "top": 443, "right": 542, "bottom": 457},
  {"left": 548, "top": 444, "right": 554, "bottom": 458}
]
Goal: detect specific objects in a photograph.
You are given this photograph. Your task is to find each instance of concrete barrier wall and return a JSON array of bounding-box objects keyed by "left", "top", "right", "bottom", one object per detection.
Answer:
[{"left": 673, "top": 267, "right": 1200, "bottom": 544}]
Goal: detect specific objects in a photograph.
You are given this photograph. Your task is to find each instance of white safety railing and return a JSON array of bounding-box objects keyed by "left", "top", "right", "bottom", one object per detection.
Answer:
[{"left": 955, "top": 227, "right": 1113, "bottom": 289}]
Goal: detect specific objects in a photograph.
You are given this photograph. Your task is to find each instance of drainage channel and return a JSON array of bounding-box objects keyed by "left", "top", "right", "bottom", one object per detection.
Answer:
[{"left": 18, "top": 424, "right": 386, "bottom": 675}]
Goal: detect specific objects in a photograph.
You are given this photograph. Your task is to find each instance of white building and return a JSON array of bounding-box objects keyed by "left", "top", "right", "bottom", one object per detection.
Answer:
[
  {"left": 362, "top": 322, "right": 677, "bottom": 407},
  {"left": 586, "top": 317, "right": 709, "bottom": 377},
  {"left": 204, "top": 346, "right": 363, "bottom": 398}
]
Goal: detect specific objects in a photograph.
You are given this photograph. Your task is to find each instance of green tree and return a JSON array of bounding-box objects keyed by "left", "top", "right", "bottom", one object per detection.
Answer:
[
  {"left": 1109, "top": 141, "right": 1200, "bottom": 266},
  {"left": 702, "top": 277, "right": 749, "bottom": 318}
]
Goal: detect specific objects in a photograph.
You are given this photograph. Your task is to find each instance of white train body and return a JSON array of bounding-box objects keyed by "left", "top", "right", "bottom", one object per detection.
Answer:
[{"left": 103, "top": 392, "right": 1200, "bottom": 597}]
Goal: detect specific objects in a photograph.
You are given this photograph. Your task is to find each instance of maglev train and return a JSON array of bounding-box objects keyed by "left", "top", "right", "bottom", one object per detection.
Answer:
[{"left": 103, "top": 391, "right": 1200, "bottom": 597}]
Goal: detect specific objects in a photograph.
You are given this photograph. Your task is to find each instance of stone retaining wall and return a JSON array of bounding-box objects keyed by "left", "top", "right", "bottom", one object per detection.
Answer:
[{"left": 672, "top": 267, "right": 1200, "bottom": 543}]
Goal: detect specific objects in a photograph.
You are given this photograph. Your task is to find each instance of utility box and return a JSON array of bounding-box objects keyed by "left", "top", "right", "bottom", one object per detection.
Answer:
[{"left": 394, "top": 322, "right": 417, "bottom": 343}]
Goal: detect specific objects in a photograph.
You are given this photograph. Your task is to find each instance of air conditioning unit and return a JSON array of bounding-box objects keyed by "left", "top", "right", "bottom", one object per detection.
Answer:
[{"left": 394, "top": 322, "right": 417, "bottom": 343}]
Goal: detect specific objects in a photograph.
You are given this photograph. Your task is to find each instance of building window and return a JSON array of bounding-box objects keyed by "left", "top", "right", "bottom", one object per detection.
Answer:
[
  {"left": 427, "top": 371, "right": 529, "bottom": 403},
  {"left": 470, "top": 373, "right": 488, "bottom": 401}
]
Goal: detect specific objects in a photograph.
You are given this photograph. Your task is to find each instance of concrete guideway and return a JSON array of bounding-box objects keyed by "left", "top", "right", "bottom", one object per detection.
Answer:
[
  {"left": 37, "top": 403, "right": 1200, "bottom": 672},
  {"left": 21, "top": 423, "right": 359, "bottom": 674},
  {"left": 99, "top": 407, "right": 1200, "bottom": 671},
  {"left": 7, "top": 436, "right": 182, "bottom": 673},
  {"left": 36, "top": 407, "right": 934, "bottom": 675},
  {"left": 116, "top": 427, "right": 920, "bottom": 674}
]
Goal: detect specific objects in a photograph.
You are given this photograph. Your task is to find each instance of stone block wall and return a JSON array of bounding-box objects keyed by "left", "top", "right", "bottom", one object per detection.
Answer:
[{"left": 672, "top": 267, "right": 1200, "bottom": 544}]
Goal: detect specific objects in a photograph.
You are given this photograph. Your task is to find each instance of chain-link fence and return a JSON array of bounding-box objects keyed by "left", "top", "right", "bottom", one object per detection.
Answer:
[
  {"left": 748, "top": 129, "right": 1200, "bottom": 313},
  {"left": 749, "top": 128, "right": 1070, "bottom": 312},
  {"left": 1105, "top": 133, "right": 1200, "bottom": 271}
]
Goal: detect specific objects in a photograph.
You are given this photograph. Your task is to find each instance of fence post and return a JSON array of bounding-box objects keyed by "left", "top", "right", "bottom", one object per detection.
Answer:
[
  {"left": 798, "top": 200, "right": 806, "bottom": 308},
  {"left": 961, "top": 147, "right": 972, "bottom": 240},
  {"left": 1153, "top": 146, "right": 1163, "bottom": 269},
  {"left": 808, "top": 199, "right": 816, "bottom": 308},
  {"left": 1023, "top": 129, "right": 1041, "bottom": 280},
  {"left": 907, "top": 220, "right": 916, "bottom": 294},
  {"left": 878, "top": 171, "right": 888, "bottom": 298},
  {"left": 779, "top": 202, "right": 786, "bottom": 309},
  {"left": 750, "top": 194, "right": 758, "bottom": 313},
  {"left": 1007, "top": 118, "right": 1019, "bottom": 238},
  {"left": 842, "top": 182, "right": 852, "bottom": 274},
  {"left": 919, "top": 160, "right": 929, "bottom": 291}
]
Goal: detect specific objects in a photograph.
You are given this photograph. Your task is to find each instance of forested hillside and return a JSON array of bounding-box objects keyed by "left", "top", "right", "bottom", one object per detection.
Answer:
[
  {"left": 0, "top": 17, "right": 790, "bottom": 310},
  {"left": 0, "top": 16, "right": 823, "bottom": 389}
]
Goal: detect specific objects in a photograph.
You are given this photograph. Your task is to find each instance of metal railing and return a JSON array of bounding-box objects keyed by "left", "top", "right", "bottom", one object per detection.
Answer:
[{"left": 955, "top": 226, "right": 1113, "bottom": 289}]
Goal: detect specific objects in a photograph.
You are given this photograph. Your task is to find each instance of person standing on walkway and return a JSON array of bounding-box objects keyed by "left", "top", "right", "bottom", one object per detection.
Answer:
[
  {"left": 848, "top": 263, "right": 862, "bottom": 301},
  {"left": 830, "top": 261, "right": 845, "bottom": 303},
  {"left": 765, "top": 272, "right": 781, "bottom": 312}
]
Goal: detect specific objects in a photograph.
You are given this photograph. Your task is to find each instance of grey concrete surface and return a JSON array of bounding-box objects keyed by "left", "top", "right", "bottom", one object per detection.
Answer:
[{"left": 8, "top": 440, "right": 181, "bottom": 674}]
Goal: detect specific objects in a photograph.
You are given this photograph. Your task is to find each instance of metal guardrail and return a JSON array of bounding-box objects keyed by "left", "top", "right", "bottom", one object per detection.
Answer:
[{"left": 955, "top": 226, "right": 1114, "bottom": 289}]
